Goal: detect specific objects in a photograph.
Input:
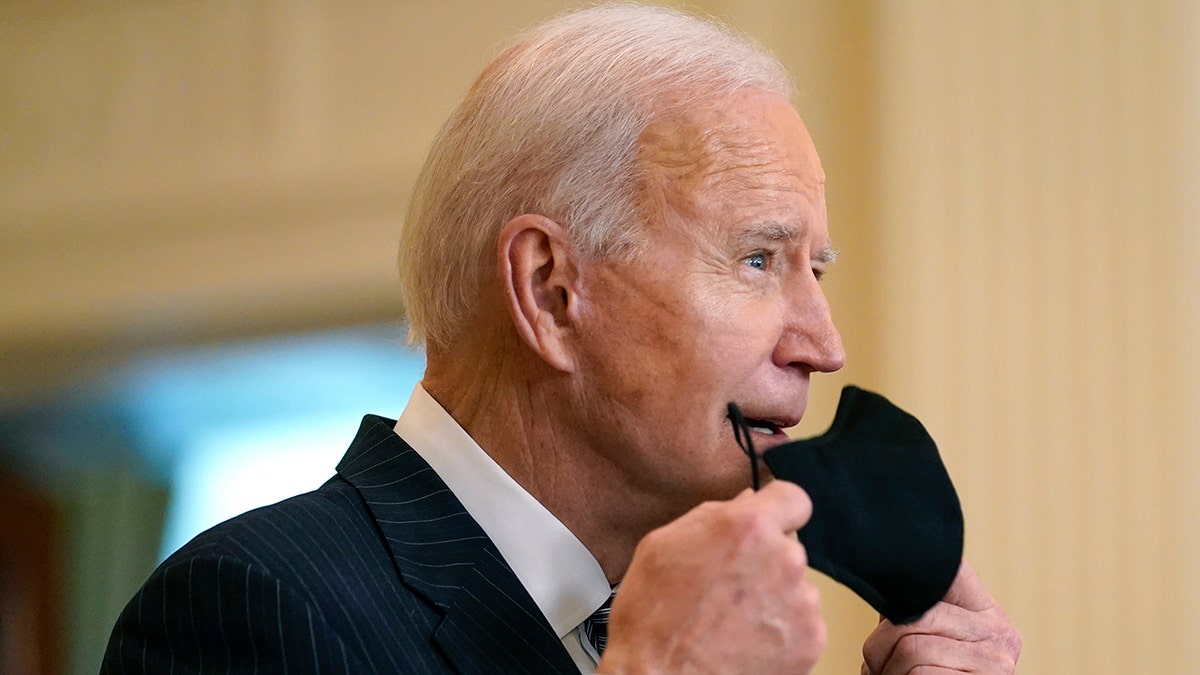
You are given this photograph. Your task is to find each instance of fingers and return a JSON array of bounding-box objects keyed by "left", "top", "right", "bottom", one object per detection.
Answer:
[
  {"left": 600, "top": 481, "right": 824, "bottom": 674},
  {"left": 734, "top": 478, "right": 813, "bottom": 534},
  {"left": 862, "top": 614, "right": 1021, "bottom": 674},
  {"left": 862, "top": 602, "right": 1001, "bottom": 655},
  {"left": 865, "top": 629, "right": 1018, "bottom": 675},
  {"left": 864, "top": 667, "right": 989, "bottom": 675},
  {"left": 861, "top": 562, "right": 1022, "bottom": 675},
  {"left": 940, "top": 560, "right": 995, "bottom": 613}
]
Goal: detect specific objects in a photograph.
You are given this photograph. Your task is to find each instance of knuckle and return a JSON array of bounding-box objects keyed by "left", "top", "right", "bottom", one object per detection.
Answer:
[
  {"left": 1002, "top": 625, "right": 1024, "bottom": 659},
  {"left": 693, "top": 496, "right": 740, "bottom": 524},
  {"left": 792, "top": 611, "right": 826, "bottom": 669},
  {"left": 763, "top": 528, "right": 809, "bottom": 581},
  {"left": 810, "top": 615, "right": 828, "bottom": 655},
  {"left": 633, "top": 524, "right": 680, "bottom": 565},
  {"left": 637, "top": 524, "right": 670, "bottom": 551},
  {"left": 790, "top": 540, "right": 809, "bottom": 571},
  {"left": 773, "top": 477, "right": 805, "bottom": 498},
  {"left": 802, "top": 580, "right": 821, "bottom": 608},
  {"left": 726, "top": 505, "right": 774, "bottom": 541},
  {"left": 792, "top": 483, "right": 814, "bottom": 515},
  {"left": 989, "top": 649, "right": 1018, "bottom": 671},
  {"left": 892, "top": 632, "right": 928, "bottom": 662},
  {"left": 686, "top": 499, "right": 725, "bottom": 525}
]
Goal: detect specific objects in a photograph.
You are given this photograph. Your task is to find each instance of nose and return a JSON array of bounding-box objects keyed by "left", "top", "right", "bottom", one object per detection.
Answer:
[{"left": 773, "top": 274, "right": 845, "bottom": 374}]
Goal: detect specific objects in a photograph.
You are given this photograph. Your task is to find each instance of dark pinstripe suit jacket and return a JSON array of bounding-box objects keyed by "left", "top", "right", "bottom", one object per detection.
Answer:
[{"left": 101, "top": 415, "right": 579, "bottom": 674}]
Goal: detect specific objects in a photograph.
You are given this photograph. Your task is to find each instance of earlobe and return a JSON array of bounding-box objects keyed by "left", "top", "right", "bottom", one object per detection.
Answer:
[{"left": 497, "top": 214, "right": 579, "bottom": 372}]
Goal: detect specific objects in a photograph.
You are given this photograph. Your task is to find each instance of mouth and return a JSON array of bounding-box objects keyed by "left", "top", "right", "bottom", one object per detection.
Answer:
[
  {"left": 742, "top": 418, "right": 786, "bottom": 436},
  {"left": 726, "top": 403, "right": 797, "bottom": 491},
  {"left": 726, "top": 403, "right": 799, "bottom": 445}
]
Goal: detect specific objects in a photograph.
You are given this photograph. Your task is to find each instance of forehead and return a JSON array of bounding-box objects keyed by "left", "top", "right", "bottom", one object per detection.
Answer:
[{"left": 635, "top": 90, "right": 825, "bottom": 235}]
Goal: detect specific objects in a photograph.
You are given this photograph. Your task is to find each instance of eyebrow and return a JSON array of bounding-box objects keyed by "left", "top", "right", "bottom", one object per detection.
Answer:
[
  {"left": 736, "top": 221, "right": 840, "bottom": 264},
  {"left": 736, "top": 221, "right": 800, "bottom": 245},
  {"left": 815, "top": 244, "right": 840, "bottom": 265}
]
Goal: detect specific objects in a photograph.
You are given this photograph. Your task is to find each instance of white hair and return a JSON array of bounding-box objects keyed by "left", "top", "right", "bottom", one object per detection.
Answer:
[{"left": 399, "top": 2, "right": 792, "bottom": 349}]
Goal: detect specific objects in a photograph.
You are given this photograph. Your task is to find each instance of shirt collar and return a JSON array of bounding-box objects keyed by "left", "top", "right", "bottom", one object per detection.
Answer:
[{"left": 394, "top": 383, "right": 611, "bottom": 637}]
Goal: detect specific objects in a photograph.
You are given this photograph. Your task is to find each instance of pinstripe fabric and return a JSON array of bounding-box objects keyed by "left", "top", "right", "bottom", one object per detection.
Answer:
[{"left": 101, "top": 415, "right": 578, "bottom": 674}]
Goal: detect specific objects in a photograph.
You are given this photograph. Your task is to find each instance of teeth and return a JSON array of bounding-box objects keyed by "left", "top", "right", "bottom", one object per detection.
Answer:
[{"left": 750, "top": 425, "right": 777, "bottom": 435}]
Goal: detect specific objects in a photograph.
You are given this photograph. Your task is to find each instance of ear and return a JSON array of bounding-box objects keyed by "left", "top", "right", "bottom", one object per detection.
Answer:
[{"left": 497, "top": 214, "right": 580, "bottom": 372}]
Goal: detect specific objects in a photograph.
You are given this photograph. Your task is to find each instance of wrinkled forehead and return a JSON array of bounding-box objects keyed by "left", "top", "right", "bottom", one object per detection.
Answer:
[{"left": 634, "top": 91, "right": 825, "bottom": 230}]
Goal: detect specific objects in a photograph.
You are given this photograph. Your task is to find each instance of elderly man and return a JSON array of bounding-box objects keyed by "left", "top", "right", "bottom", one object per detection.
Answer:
[{"left": 103, "top": 4, "right": 1019, "bottom": 674}]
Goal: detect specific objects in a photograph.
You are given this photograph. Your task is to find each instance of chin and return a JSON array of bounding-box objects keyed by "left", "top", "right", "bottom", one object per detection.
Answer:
[{"left": 693, "top": 462, "right": 756, "bottom": 503}]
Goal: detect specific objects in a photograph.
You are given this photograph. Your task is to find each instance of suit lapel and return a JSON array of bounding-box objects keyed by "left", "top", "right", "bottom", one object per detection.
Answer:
[
  {"left": 336, "top": 416, "right": 578, "bottom": 674},
  {"left": 434, "top": 547, "right": 585, "bottom": 674}
]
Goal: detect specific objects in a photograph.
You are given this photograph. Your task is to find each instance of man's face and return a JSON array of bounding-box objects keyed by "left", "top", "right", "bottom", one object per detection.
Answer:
[{"left": 570, "top": 90, "right": 845, "bottom": 507}]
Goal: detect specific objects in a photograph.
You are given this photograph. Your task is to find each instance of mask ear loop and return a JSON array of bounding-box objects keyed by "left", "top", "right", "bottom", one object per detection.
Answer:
[{"left": 726, "top": 402, "right": 760, "bottom": 491}]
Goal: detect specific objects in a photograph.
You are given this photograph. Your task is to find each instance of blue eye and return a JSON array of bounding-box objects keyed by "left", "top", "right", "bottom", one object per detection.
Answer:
[{"left": 744, "top": 253, "right": 767, "bottom": 270}]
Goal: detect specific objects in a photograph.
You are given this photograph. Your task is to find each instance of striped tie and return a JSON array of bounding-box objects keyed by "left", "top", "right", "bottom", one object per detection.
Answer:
[{"left": 582, "top": 592, "right": 615, "bottom": 656}]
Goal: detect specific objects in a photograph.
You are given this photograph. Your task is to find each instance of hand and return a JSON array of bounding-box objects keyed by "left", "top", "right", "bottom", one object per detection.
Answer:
[
  {"left": 860, "top": 561, "right": 1021, "bottom": 674},
  {"left": 596, "top": 480, "right": 825, "bottom": 675}
]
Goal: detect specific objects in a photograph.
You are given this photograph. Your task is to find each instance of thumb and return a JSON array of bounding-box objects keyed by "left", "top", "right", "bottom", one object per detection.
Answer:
[{"left": 941, "top": 560, "right": 996, "bottom": 612}]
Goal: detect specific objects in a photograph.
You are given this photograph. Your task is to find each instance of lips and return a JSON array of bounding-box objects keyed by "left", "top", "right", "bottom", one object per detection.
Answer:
[
  {"left": 727, "top": 402, "right": 802, "bottom": 450},
  {"left": 744, "top": 418, "right": 786, "bottom": 435}
]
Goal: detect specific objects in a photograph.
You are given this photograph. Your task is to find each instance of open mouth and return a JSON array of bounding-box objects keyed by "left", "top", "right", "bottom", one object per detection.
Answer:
[
  {"left": 743, "top": 418, "right": 785, "bottom": 436},
  {"left": 726, "top": 403, "right": 792, "bottom": 438}
]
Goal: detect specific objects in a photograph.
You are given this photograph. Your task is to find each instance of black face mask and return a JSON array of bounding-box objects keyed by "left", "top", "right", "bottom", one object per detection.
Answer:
[{"left": 728, "top": 386, "right": 964, "bottom": 625}]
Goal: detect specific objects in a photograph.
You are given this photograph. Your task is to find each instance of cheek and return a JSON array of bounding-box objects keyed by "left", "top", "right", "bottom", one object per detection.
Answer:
[
  {"left": 575, "top": 283, "right": 687, "bottom": 404},
  {"left": 690, "top": 294, "right": 789, "bottom": 369},
  {"left": 576, "top": 269, "right": 787, "bottom": 405}
]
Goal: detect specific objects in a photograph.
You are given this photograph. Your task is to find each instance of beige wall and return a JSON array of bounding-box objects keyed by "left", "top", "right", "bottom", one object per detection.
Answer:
[
  {"left": 3, "top": 1, "right": 1198, "bottom": 672},
  {"left": 867, "top": 3, "right": 1200, "bottom": 672}
]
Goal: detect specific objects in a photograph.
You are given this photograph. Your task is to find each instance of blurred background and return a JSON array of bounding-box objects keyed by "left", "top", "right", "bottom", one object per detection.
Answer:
[{"left": 1, "top": 1, "right": 1197, "bottom": 673}]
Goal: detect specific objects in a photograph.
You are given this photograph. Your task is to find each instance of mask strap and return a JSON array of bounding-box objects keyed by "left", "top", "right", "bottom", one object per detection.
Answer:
[{"left": 726, "top": 402, "right": 760, "bottom": 491}]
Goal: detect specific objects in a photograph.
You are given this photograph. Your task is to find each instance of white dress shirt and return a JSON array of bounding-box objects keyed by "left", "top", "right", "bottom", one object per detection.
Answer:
[{"left": 394, "top": 384, "right": 612, "bottom": 673}]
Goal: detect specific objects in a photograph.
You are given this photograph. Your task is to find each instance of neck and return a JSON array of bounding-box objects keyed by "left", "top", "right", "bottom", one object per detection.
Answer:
[{"left": 422, "top": 324, "right": 685, "bottom": 583}]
